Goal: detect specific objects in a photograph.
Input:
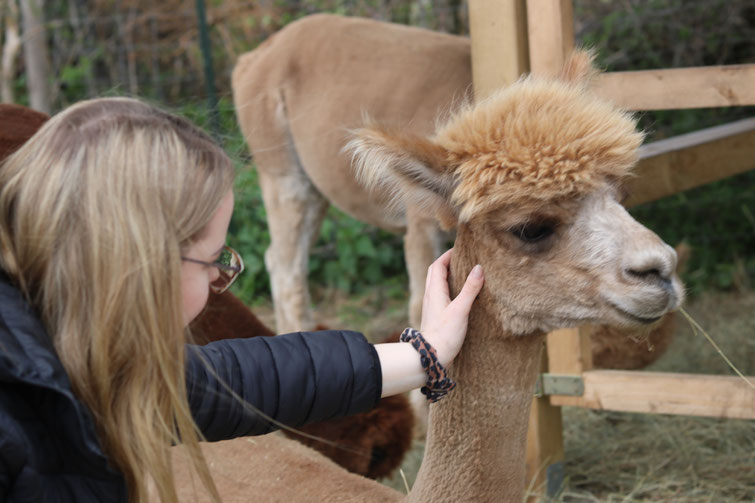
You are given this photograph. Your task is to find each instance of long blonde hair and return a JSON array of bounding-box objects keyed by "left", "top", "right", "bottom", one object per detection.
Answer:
[{"left": 0, "top": 97, "right": 234, "bottom": 502}]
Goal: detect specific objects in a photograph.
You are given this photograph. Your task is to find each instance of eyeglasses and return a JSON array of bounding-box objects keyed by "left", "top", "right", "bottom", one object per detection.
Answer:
[{"left": 181, "top": 245, "right": 245, "bottom": 294}]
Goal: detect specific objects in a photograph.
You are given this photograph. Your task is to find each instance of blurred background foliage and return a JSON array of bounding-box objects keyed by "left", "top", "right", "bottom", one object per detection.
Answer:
[{"left": 1, "top": 0, "right": 752, "bottom": 303}]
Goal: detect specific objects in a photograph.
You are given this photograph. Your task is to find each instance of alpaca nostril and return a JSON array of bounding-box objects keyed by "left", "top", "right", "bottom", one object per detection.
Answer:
[
  {"left": 625, "top": 267, "right": 671, "bottom": 287},
  {"left": 627, "top": 268, "right": 660, "bottom": 279},
  {"left": 623, "top": 246, "right": 676, "bottom": 285}
]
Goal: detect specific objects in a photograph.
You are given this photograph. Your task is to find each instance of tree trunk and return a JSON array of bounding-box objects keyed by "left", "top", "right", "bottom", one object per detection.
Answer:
[{"left": 19, "top": 0, "right": 50, "bottom": 113}]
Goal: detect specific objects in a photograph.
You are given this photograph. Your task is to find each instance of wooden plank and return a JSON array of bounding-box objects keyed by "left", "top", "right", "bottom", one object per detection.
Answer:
[
  {"left": 550, "top": 370, "right": 755, "bottom": 419},
  {"left": 526, "top": 0, "right": 574, "bottom": 77},
  {"left": 545, "top": 327, "right": 593, "bottom": 407},
  {"left": 626, "top": 117, "right": 755, "bottom": 207},
  {"left": 596, "top": 64, "right": 755, "bottom": 110},
  {"left": 546, "top": 327, "right": 593, "bottom": 374},
  {"left": 468, "top": 0, "right": 529, "bottom": 100},
  {"left": 521, "top": 4, "right": 571, "bottom": 499},
  {"left": 526, "top": 346, "right": 565, "bottom": 499}
]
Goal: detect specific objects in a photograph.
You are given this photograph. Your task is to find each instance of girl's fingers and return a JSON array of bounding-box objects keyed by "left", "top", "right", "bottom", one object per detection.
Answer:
[
  {"left": 435, "top": 248, "right": 453, "bottom": 267},
  {"left": 428, "top": 249, "right": 452, "bottom": 288},
  {"left": 425, "top": 250, "right": 453, "bottom": 312},
  {"left": 451, "top": 264, "right": 484, "bottom": 313}
]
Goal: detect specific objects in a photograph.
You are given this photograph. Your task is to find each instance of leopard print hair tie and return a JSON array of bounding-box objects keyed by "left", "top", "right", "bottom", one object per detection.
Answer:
[{"left": 399, "top": 327, "right": 456, "bottom": 403}]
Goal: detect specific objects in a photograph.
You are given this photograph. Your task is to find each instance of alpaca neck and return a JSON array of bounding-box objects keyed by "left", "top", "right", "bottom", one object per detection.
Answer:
[{"left": 407, "top": 234, "right": 544, "bottom": 502}]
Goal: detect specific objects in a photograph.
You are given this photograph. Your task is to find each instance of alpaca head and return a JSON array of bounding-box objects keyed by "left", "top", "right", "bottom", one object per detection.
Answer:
[{"left": 348, "top": 50, "right": 684, "bottom": 336}]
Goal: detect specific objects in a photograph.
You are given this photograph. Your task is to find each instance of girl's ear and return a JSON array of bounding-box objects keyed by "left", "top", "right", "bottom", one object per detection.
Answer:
[{"left": 346, "top": 123, "right": 459, "bottom": 229}]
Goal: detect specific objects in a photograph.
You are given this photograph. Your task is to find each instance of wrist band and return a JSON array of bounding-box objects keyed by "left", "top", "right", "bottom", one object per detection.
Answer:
[{"left": 399, "top": 327, "right": 456, "bottom": 403}]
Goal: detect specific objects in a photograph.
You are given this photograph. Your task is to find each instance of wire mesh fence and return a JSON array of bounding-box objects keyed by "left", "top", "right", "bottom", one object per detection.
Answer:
[{"left": 3, "top": 1, "right": 468, "bottom": 110}]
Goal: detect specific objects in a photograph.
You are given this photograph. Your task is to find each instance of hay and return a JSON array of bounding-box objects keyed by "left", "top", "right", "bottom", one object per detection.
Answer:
[{"left": 552, "top": 408, "right": 755, "bottom": 502}]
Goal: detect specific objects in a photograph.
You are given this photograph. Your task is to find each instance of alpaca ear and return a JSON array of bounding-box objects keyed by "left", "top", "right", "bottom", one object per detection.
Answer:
[
  {"left": 559, "top": 48, "right": 600, "bottom": 87},
  {"left": 346, "top": 124, "right": 459, "bottom": 229}
]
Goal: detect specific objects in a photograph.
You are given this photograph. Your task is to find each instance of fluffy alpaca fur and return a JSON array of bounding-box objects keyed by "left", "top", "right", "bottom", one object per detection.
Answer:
[
  {"left": 438, "top": 77, "right": 644, "bottom": 222},
  {"left": 0, "top": 104, "right": 413, "bottom": 481},
  {"left": 349, "top": 57, "right": 644, "bottom": 226}
]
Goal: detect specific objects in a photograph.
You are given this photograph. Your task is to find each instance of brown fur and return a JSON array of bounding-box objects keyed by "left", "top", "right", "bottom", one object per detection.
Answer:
[
  {"left": 0, "top": 104, "right": 49, "bottom": 160},
  {"left": 189, "top": 291, "right": 276, "bottom": 343},
  {"left": 284, "top": 394, "right": 413, "bottom": 480},
  {"left": 437, "top": 72, "right": 644, "bottom": 221}
]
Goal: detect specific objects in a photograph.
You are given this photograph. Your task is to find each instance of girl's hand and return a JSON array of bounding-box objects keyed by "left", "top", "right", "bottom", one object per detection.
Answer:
[
  {"left": 374, "top": 249, "right": 483, "bottom": 398},
  {"left": 420, "top": 249, "right": 484, "bottom": 365}
]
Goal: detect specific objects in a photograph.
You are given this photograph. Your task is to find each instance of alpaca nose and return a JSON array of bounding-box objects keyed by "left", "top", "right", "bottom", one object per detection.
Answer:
[{"left": 623, "top": 245, "right": 677, "bottom": 286}]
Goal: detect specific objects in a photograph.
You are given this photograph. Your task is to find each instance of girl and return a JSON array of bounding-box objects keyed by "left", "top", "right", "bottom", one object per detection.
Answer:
[{"left": 0, "top": 97, "right": 483, "bottom": 502}]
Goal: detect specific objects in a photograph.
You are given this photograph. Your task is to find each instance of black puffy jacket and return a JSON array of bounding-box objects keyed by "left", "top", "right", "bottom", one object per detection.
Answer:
[{"left": 0, "top": 273, "right": 382, "bottom": 502}]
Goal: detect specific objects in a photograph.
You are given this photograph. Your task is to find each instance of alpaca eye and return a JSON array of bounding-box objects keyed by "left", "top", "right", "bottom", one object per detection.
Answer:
[{"left": 510, "top": 223, "right": 555, "bottom": 243}]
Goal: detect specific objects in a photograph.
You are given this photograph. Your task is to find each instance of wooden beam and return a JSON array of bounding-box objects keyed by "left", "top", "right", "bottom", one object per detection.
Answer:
[
  {"left": 468, "top": 0, "right": 529, "bottom": 100},
  {"left": 546, "top": 327, "right": 593, "bottom": 374},
  {"left": 626, "top": 117, "right": 755, "bottom": 207},
  {"left": 596, "top": 64, "right": 755, "bottom": 110},
  {"left": 544, "top": 327, "right": 594, "bottom": 407},
  {"left": 522, "top": 4, "right": 571, "bottom": 499},
  {"left": 526, "top": 346, "right": 565, "bottom": 499},
  {"left": 526, "top": 0, "right": 574, "bottom": 77},
  {"left": 550, "top": 370, "right": 755, "bottom": 420}
]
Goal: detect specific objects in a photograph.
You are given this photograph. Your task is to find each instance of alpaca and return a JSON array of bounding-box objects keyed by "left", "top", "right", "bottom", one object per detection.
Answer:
[
  {"left": 173, "top": 50, "right": 683, "bottom": 502},
  {"left": 230, "top": 13, "right": 677, "bottom": 371},
  {"left": 0, "top": 103, "right": 48, "bottom": 156},
  {"left": 0, "top": 103, "right": 413, "bottom": 481}
]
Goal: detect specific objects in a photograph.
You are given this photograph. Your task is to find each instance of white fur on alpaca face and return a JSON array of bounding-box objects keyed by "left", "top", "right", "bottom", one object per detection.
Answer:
[
  {"left": 570, "top": 189, "right": 683, "bottom": 326},
  {"left": 475, "top": 187, "right": 684, "bottom": 336}
]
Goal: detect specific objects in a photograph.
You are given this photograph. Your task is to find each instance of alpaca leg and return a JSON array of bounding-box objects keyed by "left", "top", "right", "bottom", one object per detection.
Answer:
[{"left": 257, "top": 167, "right": 329, "bottom": 334}]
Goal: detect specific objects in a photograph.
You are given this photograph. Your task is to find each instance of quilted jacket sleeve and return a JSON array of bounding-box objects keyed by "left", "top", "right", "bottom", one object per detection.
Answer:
[{"left": 185, "top": 330, "right": 382, "bottom": 441}]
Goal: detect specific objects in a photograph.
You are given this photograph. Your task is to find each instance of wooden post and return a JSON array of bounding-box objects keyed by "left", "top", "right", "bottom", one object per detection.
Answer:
[
  {"left": 468, "top": 0, "right": 529, "bottom": 100},
  {"left": 526, "top": 347, "right": 565, "bottom": 499},
  {"left": 526, "top": 0, "right": 574, "bottom": 77},
  {"left": 523, "top": 1, "right": 576, "bottom": 498}
]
